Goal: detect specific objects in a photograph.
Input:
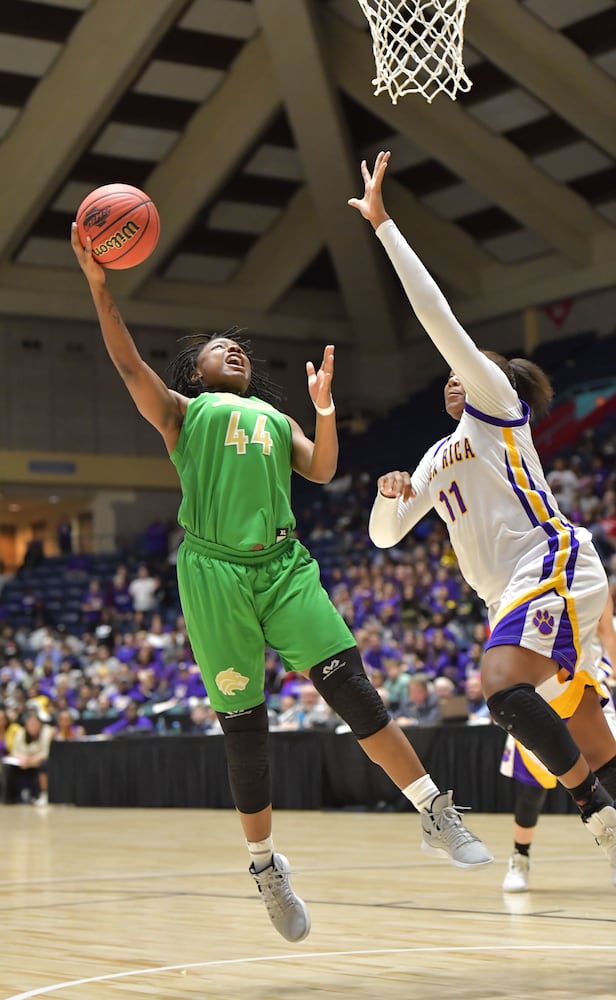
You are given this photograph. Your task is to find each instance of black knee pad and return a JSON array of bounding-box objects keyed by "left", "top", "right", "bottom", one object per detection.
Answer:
[
  {"left": 514, "top": 782, "right": 547, "bottom": 829},
  {"left": 217, "top": 702, "right": 271, "bottom": 814},
  {"left": 310, "top": 646, "right": 390, "bottom": 740},
  {"left": 488, "top": 683, "right": 580, "bottom": 777}
]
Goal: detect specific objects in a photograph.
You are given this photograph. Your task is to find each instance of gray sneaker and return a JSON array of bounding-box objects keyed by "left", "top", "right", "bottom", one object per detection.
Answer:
[
  {"left": 421, "top": 791, "right": 494, "bottom": 869},
  {"left": 250, "top": 853, "right": 311, "bottom": 942},
  {"left": 584, "top": 804, "right": 616, "bottom": 880}
]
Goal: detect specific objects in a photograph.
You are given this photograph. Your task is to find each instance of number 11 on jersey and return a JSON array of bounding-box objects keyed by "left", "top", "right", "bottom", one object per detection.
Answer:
[{"left": 438, "top": 480, "right": 467, "bottom": 522}]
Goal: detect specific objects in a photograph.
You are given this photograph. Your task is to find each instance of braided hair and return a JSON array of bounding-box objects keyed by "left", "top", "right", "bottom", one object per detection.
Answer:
[{"left": 166, "top": 326, "right": 284, "bottom": 408}]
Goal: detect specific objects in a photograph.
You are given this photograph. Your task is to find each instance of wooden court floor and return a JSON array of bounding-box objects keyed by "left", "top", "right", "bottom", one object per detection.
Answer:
[{"left": 2, "top": 804, "right": 615, "bottom": 1000}]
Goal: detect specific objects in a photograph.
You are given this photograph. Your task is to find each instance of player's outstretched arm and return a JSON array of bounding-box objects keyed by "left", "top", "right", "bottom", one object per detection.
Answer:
[
  {"left": 289, "top": 344, "right": 338, "bottom": 484},
  {"left": 71, "top": 223, "right": 185, "bottom": 452},
  {"left": 348, "top": 154, "right": 514, "bottom": 406}
]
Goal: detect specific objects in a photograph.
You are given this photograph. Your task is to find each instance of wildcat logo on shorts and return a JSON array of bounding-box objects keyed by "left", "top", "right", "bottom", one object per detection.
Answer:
[
  {"left": 216, "top": 667, "right": 250, "bottom": 695},
  {"left": 532, "top": 609, "right": 554, "bottom": 636}
]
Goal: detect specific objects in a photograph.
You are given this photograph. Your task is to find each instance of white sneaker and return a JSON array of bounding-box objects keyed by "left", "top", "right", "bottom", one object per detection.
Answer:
[
  {"left": 250, "top": 853, "right": 311, "bottom": 942},
  {"left": 34, "top": 791, "right": 48, "bottom": 807},
  {"left": 584, "top": 805, "right": 616, "bottom": 870},
  {"left": 502, "top": 852, "right": 530, "bottom": 893}
]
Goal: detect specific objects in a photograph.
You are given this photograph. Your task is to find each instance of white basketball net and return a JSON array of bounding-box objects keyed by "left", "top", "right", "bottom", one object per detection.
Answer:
[{"left": 355, "top": 0, "right": 472, "bottom": 105}]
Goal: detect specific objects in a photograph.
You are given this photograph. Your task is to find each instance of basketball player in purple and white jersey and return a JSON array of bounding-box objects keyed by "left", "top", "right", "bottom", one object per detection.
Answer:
[
  {"left": 349, "top": 151, "right": 616, "bottom": 874},
  {"left": 501, "top": 595, "right": 616, "bottom": 891}
]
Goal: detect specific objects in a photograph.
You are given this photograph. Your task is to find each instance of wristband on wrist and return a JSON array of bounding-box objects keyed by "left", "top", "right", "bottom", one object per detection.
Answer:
[{"left": 307, "top": 374, "right": 335, "bottom": 415}]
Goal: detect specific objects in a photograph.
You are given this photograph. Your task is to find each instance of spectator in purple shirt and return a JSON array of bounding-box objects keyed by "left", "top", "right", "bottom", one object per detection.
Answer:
[
  {"left": 105, "top": 566, "right": 133, "bottom": 622},
  {"left": 374, "top": 581, "right": 401, "bottom": 623},
  {"left": 116, "top": 632, "right": 139, "bottom": 665},
  {"left": 351, "top": 587, "right": 375, "bottom": 629},
  {"left": 107, "top": 675, "right": 135, "bottom": 714},
  {"left": 362, "top": 630, "right": 401, "bottom": 674},
  {"left": 102, "top": 700, "right": 155, "bottom": 737},
  {"left": 81, "top": 580, "right": 105, "bottom": 629},
  {"left": 170, "top": 662, "right": 208, "bottom": 703}
]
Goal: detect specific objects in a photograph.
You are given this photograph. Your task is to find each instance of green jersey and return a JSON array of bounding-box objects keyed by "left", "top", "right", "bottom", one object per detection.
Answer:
[{"left": 170, "top": 391, "right": 296, "bottom": 555}]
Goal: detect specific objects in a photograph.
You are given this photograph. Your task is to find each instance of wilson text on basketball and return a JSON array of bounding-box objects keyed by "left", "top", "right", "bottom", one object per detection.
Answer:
[{"left": 91, "top": 220, "right": 141, "bottom": 258}]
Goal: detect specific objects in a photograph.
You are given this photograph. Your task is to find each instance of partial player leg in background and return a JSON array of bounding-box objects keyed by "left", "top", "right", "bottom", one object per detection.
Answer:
[{"left": 502, "top": 783, "right": 547, "bottom": 893}]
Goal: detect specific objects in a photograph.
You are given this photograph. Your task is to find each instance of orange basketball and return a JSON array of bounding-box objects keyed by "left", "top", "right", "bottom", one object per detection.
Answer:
[{"left": 75, "top": 183, "right": 160, "bottom": 269}]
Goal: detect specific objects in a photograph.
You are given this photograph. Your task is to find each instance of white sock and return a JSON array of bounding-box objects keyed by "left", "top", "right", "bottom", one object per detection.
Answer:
[
  {"left": 247, "top": 835, "right": 274, "bottom": 873},
  {"left": 402, "top": 774, "right": 441, "bottom": 812}
]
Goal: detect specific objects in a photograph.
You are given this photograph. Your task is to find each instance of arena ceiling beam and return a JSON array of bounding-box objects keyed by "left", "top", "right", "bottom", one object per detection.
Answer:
[
  {"left": 0, "top": 181, "right": 329, "bottom": 322},
  {"left": 224, "top": 186, "right": 323, "bottom": 311},
  {"left": 325, "top": 9, "right": 608, "bottom": 268},
  {"left": 255, "top": 0, "right": 400, "bottom": 353},
  {"left": 0, "top": 0, "right": 188, "bottom": 263},
  {"left": 0, "top": 1, "right": 611, "bottom": 350},
  {"left": 455, "top": 229, "right": 616, "bottom": 325},
  {"left": 0, "top": 282, "right": 352, "bottom": 343},
  {"left": 467, "top": 0, "right": 616, "bottom": 160},
  {"left": 382, "top": 179, "right": 496, "bottom": 297},
  {"left": 110, "top": 31, "right": 282, "bottom": 301},
  {"left": 0, "top": 177, "right": 331, "bottom": 323},
  {"left": 4, "top": 223, "right": 612, "bottom": 333}
]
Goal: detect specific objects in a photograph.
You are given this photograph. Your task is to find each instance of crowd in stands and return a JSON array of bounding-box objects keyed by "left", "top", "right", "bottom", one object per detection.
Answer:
[{"left": 1, "top": 411, "right": 615, "bottom": 804}]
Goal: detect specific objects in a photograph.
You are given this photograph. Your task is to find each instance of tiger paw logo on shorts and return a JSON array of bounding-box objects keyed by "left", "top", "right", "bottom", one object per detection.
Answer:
[
  {"left": 216, "top": 667, "right": 250, "bottom": 696},
  {"left": 532, "top": 609, "right": 554, "bottom": 636}
]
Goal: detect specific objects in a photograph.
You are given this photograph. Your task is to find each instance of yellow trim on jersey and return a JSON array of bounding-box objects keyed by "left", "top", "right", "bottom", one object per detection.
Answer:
[{"left": 490, "top": 428, "right": 581, "bottom": 670}]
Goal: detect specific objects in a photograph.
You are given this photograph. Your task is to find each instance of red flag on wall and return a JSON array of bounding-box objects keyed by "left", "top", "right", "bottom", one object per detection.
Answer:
[{"left": 543, "top": 299, "right": 573, "bottom": 327}]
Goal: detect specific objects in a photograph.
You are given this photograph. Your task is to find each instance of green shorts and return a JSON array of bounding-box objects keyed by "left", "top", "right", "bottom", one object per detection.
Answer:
[{"left": 176, "top": 534, "right": 355, "bottom": 713}]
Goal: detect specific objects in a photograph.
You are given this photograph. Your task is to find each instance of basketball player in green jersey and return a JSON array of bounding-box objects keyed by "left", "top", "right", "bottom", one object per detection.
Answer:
[{"left": 72, "top": 222, "right": 492, "bottom": 944}]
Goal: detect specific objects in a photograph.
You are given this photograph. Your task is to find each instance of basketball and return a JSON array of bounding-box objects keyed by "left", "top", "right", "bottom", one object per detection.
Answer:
[{"left": 75, "top": 183, "right": 160, "bottom": 269}]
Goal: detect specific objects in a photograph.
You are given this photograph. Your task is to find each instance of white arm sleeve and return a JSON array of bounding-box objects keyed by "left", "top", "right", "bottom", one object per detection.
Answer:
[
  {"left": 369, "top": 446, "right": 435, "bottom": 548},
  {"left": 376, "top": 220, "right": 520, "bottom": 419}
]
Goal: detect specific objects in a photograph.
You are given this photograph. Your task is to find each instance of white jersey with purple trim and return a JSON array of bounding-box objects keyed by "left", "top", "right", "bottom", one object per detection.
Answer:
[
  {"left": 369, "top": 219, "right": 608, "bottom": 672},
  {"left": 383, "top": 398, "right": 583, "bottom": 617}
]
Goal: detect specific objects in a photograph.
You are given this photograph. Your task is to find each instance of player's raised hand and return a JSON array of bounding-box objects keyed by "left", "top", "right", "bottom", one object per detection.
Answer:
[
  {"left": 347, "top": 151, "right": 391, "bottom": 230},
  {"left": 377, "top": 470, "right": 416, "bottom": 502},
  {"left": 71, "top": 222, "right": 106, "bottom": 287},
  {"left": 306, "top": 344, "right": 335, "bottom": 413}
]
